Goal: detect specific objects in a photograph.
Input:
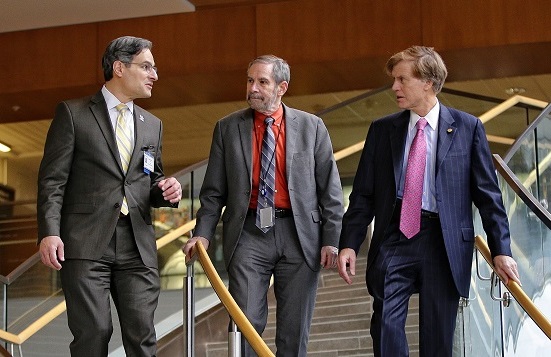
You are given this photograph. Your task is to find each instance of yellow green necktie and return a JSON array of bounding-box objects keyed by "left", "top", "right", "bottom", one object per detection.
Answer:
[{"left": 115, "top": 104, "right": 133, "bottom": 215}]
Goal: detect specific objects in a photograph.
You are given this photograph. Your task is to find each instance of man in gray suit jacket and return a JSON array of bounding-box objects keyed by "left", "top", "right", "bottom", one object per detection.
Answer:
[
  {"left": 338, "top": 46, "right": 521, "bottom": 356},
  {"left": 37, "top": 36, "right": 182, "bottom": 357},
  {"left": 183, "top": 55, "right": 343, "bottom": 356}
]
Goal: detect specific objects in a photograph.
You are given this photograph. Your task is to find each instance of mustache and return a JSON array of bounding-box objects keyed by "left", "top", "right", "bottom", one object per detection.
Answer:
[{"left": 247, "top": 93, "right": 263, "bottom": 100}]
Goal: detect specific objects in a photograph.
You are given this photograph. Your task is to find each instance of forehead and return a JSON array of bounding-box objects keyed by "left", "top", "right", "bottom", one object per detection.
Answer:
[
  {"left": 391, "top": 60, "right": 414, "bottom": 77},
  {"left": 248, "top": 62, "right": 274, "bottom": 79}
]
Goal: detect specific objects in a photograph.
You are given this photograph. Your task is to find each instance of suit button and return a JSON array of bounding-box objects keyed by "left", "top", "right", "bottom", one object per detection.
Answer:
[
  {"left": 245, "top": 190, "right": 250, "bottom": 195},
  {"left": 125, "top": 181, "right": 130, "bottom": 185},
  {"left": 114, "top": 203, "right": 121, "bottom": 208}
]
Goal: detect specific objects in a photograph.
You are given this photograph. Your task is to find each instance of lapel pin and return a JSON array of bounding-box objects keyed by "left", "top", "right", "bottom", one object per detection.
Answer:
[
  {"left": 447, "top": 128, "right": 453, "bottom": 133},
  {"left": 139, "top": 115, "right": 145, "bottom": 122}
]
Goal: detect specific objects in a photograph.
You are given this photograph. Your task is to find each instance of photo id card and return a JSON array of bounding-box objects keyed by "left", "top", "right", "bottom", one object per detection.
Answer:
[
  {"left": 259, "top": 206, "right": 274, "bottom": 228},
  {"left": 143, "top": 151, "right": 154, "bottom": 174}
]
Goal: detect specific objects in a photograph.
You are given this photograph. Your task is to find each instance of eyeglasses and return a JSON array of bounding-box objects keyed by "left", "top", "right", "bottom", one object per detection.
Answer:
[{"left": 125, "top": 62, "right": 158, "bottom": 75}]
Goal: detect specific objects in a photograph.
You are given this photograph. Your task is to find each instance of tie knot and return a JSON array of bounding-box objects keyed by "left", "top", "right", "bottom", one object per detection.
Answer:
[
  {"left": 416, "top": 118, "right": 427, "bottom": 130},
  {"left": 265, "top": 116, "right": 274, "bottom": 126},
  {"left": 116, "top": 103, "right": 128, "bottom": 113}
]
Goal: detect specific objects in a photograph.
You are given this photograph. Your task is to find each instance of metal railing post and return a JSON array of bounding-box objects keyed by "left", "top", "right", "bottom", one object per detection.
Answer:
[
  {"left": 3, "top": 284, "right": 7, "bottom": 351},
  {"left": 184, "top": 263, "right": 195, "bottom": 357},
  {"left": 228, "top": 319, "right": 241, "bottom": 357}
]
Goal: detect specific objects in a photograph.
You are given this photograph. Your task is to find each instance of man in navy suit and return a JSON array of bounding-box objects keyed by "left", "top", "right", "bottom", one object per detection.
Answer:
[
  {"left": 337, "top": 46, "right": 521, "bottom": 357},
  {"left": 38, "top": 36, "right": 181, "bottom": 356}
]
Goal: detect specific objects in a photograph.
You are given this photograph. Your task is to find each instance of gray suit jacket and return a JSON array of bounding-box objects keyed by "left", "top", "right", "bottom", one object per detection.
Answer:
[
  {"left": 37, "top": 91, "right": 175, "bottom": 268},
  {"left": 194, "top": 104, "right": 343, "bottom": 271}
]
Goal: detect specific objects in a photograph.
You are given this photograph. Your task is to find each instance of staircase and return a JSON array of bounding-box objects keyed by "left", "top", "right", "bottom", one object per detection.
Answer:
[{"left": 203, "top": 246, "right": 421, "bottom": 356}]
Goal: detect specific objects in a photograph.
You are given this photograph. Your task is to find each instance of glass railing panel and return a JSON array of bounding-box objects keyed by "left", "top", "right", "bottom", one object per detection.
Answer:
[
  {"left": 464, "top": 161, "right": 551, "bottom": 356},
  {"left": 506, "top": 109, "right": 551, "bottom": 215},
  {"left": 155, "top": 162, "right": 209, "bottom": 289},
  {"left": 1, "top": 258, "right": 63, "bottom": 337},
  {"left": 498, "top": 174, "right": 551, "bottom": 355}
]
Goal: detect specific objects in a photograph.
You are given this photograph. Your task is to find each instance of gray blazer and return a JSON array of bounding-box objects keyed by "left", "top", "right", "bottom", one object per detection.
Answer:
[
  {"left": 194, "top": 104, "right": 343, "bottom": 271},
  {"left": 37, "top": 91, "right": 175, "bottom": 268}
]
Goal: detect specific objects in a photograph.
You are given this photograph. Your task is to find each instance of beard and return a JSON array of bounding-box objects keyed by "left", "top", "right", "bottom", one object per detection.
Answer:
[{"left": 247, "top": 90, "right": 280, "bottom": 114}]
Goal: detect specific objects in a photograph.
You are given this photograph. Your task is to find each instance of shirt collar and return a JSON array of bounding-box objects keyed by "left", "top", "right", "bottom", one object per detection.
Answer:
[
  {"left": 409, "top": 99, "right": 439, "bottom": 131},
  {"left": 254, "top": 105, "right": 284, "bottom": 126},
  {"left": 101, "top": 85, "right": 135, "bottom": 115}
]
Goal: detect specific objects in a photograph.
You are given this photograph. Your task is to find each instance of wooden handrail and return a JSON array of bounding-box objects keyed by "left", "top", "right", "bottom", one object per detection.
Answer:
[
  {"left": 156, "top": 219, "right": 196, "bottom": 250},
  {"left": 193, "top": 241, "right": 275, "bottom": 357},
  {"left": 479, "top": 95, "right": 547, "bottom": 124},
  {"left": 474, "top": 235, "right": 551, "bottom": 340},
  {"left": 0, "top": 344, "right": 12, "bottom": 357}
]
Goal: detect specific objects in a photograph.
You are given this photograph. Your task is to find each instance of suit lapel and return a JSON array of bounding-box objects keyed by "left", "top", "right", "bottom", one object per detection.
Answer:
[
  {"left": 89, "top": 92, "right": 123, "bottom": 171},
  {"left": 132, "top": 107, "right": 147, "bottom": 173},
  {"left": 436, "top": 104, "right": 457, "bottom": 174},
  {"left": 238, "top": 109, "right": 254, "bottom": 182},
  {"left": 284, "top": 105, "right": 298, "bottom": 179},
  {"left": 391, "top": 111, "right": 409, "bottom": 192}
]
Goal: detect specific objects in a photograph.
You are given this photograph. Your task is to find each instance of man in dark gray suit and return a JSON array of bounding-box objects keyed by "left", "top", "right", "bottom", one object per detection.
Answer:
[
  {"left": 37, "top": 36, "right": 182, "bottom": 357},
  {"left": 338, "top": 46, "right": 521, "bottom": 356},
  {"left": 183, "top": 55, "right": 343, "bottom": 356}
]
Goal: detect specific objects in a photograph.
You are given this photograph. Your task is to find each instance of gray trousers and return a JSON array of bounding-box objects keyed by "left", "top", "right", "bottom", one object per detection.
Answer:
[
  {"left": 228, "top": 215, "right": 319, "bottom": 357},
  {"left": 60, "top": 218, "right": 160, "bottom": 357}
]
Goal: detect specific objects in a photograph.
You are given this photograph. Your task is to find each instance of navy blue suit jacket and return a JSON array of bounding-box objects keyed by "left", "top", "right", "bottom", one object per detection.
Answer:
[{"left": 340, "top": 104, "right": 512, "bottom": 297}]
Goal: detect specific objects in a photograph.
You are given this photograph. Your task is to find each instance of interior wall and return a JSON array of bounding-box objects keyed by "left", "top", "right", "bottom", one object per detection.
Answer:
[{"left": 2, "top": 0, "right": 551, "bottom": 124}]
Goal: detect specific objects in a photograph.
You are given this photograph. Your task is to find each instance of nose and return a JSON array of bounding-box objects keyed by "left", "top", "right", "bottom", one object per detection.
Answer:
[
  {"left": 150, "top": 71, "right": 158, "bottom": 81},
  {"left": 248, "top": 81, "right": 258, "bottom": 92},
  {"left": 391, "top": 79, "right": 400, "bottom": 91}
]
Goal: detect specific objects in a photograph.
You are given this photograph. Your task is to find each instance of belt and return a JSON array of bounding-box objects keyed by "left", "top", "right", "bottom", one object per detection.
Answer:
[
  {"left": 393, "top": 199, "right": 439, "bottom": 220},
  {"left": 421, "top": 209, "right": 439, "bottom": 219},
  {"left": 247, "top": 208, "right": 293, "bottom": 218}
]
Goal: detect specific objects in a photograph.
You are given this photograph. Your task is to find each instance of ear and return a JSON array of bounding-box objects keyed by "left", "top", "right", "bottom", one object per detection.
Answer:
[
  {"left": 424, "top": 79, "right": 434, "bottom": 92},
  {"left": 113, "top": 60, "right": 125, "bottom": 78},
  {"left": 278, "top": 81, "right": 289, "bottom": 96}
]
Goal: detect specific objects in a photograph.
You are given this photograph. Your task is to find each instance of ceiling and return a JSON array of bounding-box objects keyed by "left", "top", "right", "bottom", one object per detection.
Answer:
[{"left": 0, "top": 1, "right": 550, "bottom": 182}]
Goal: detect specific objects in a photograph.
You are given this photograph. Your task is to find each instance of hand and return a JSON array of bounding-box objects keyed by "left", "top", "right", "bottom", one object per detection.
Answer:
[
  {"left": 337, "top": 248, "right": 356, "bottom": 285},
  {"left": 493, "top": 255, "right": 521, "bottom": 286},
  {"left": 182, "top": 236, "right": 210, "bottom": 263},
  {"left": 320, "top": 245, "right": 338, "bottom": 269},
  {"left": 159, "top": 177, "right": 182, "bottom": 204},
  {"left": 39, "top": 236, "right": 65, "bottom": 270}
]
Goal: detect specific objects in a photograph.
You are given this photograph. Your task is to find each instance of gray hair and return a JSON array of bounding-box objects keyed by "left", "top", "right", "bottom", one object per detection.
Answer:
[
  {"left": 248, "top": 55, "right": 290, "bottom": 84},
  {"left": 102, "top": 36, "right": 153, "bottom": 82}
]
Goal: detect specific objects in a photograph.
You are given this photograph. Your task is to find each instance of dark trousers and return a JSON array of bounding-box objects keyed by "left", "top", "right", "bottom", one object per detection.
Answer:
[
  {"left": 60, "top": 218, "right": 160, "bottom": 357},
  {"left": 227, "top": 215, "right": 319, "bottom": 357},
  {"left": 367, "top": 216, "right": 460, "bottom": 357}
]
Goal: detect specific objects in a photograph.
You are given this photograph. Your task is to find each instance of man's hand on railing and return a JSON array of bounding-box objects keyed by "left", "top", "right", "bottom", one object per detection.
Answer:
[
  {"left": 39, "top": 236, "right": 65, "bottom": 270},
  {"left": 182, "top": 236, "right": 210, "bottom": 264},
  {"left": 493, "top": 255, "right": 521, "bottom": 286}
]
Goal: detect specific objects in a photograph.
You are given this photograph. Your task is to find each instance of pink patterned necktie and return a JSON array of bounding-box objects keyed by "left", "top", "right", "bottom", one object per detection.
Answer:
[{"left": 400, "top": 118, "right": 428, "bottom": 238}]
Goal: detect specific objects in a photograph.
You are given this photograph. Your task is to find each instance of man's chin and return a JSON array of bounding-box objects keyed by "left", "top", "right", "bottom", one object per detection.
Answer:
[{"left": 248, "top": 102, "right": 265, "bottom": 112}]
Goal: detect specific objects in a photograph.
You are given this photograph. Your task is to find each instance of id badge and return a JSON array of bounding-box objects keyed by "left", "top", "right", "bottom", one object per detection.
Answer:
[
  {"left": 143, "top": 151, "right": 154, "bottom": 174},
  {"left": 259, "top": 206, "right": 274, "bottom": 228}
]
